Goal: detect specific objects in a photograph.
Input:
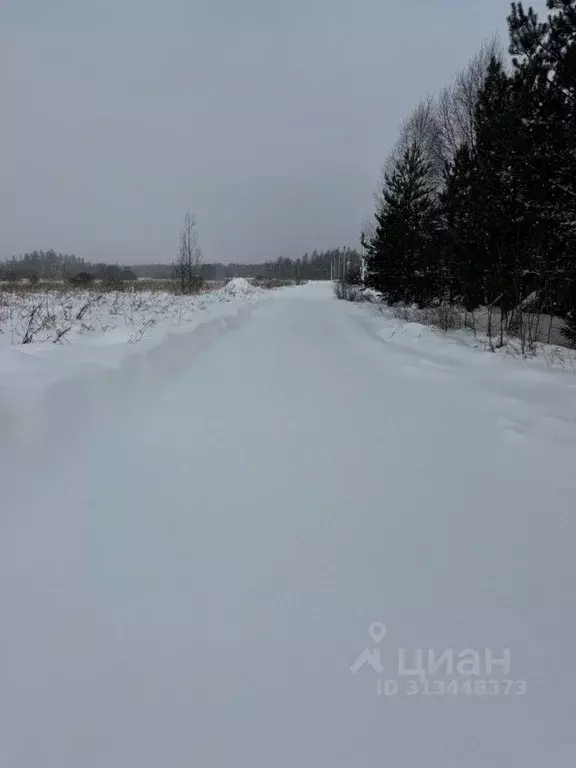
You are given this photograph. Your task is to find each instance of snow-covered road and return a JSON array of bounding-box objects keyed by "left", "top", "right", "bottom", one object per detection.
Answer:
[{"left": 1, "top": 282, "right": 575, "bottom": 766}]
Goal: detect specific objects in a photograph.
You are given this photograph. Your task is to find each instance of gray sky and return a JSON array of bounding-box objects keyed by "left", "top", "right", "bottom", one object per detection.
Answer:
[{"left": 0, "top": 0, "right": 546, "bottom": 265}]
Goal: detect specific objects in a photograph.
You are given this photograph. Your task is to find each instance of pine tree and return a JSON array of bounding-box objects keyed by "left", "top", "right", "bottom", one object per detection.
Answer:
[
  {"left": 507, "top": 1, "right": 576, "bottom": 317},
  {"left": 441, "top": 55, "right": 530, "bottom": 319},
  {"left": 441, "top": 143, "right": 485, "bottom": 311},
  {"left": 475, "top": 56, "right": 529, "bottom": 318}
]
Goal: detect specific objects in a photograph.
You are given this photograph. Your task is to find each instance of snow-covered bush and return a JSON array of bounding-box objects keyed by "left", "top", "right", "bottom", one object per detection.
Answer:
[
  {"left": 0, "top": 281, "right": 264, "bottom": 347},
  {"left": 332, "top": 278, "right": 365, "bottom": 302}
]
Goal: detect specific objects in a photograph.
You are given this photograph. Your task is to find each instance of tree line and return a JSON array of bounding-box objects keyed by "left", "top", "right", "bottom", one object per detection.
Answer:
[
  {"left": 226, "top": 248, "right": 361, "bottom": 282},
  {"left": 363, "top": 0, "right": 576, "bottom": 348},
  {"left": 2, "top": 246, "right": 360, "bottom": 285},
  {"left": 0, "top": 251, "right": 137, "bottom": 284}
]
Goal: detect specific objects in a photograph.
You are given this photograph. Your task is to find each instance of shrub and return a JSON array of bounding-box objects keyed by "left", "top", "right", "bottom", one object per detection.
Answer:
[
  {"left": 70, "top": 271, "right": 94, "bottom": 285},
  {"left": 333, "top": 278, "right": 363, "bottom": 302},
  {"left": 561, "top": 316, "right": 576, "bottom": 349}
]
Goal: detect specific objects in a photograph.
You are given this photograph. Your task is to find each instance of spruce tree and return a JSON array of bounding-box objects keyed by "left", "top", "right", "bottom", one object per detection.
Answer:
[{"left": 365, "top": 142, "right": 436, "bottom": 306}]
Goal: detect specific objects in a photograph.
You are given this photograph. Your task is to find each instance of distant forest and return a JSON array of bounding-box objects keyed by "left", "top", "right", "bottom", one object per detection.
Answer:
[{"left": 0, "top": 248, "right": 360, "bottom": 282}]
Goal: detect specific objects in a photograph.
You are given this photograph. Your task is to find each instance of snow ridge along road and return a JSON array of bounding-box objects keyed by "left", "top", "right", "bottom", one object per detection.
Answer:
[{"left": 1, "top": 281, "right": 575, "bottom": 767}]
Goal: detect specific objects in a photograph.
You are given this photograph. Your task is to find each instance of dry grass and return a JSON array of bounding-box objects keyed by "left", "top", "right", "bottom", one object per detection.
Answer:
[
  {"left": 380, "top": 300, "right": 576, "bottom": 366},
  {"left": 0, "top": 285, "right": 236, "bottom": 346},
  {"left": 332, "top": 279, "right": 370, "bottom": 302},
  {"left": 388, "top": 302, "right": 476, "bottom": 333},
  {"left": 252, "top": 278, "right": 307, "bottom": 289},
  {"left": 0, "top": 278, "right": 227, "bottom": 295}
]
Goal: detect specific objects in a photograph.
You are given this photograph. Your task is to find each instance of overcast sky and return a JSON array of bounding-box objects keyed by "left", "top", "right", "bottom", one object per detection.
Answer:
[{"left": 0, "top": 0, "right": 547, "bottom": 265}]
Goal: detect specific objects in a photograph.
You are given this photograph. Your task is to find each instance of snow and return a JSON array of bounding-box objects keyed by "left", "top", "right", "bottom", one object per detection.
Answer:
[
  {"left": 222, "top": 276, "right": 261, "bottom": 297},
  {"left": 1, "top": 281, "right": 575, "bottom": 767},
  {"left": 0, "top": 287, "right": 266, "bottom": 451}
]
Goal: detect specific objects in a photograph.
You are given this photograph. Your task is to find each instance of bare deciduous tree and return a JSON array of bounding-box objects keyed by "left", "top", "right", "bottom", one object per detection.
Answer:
[
  {"left": 396, "top": 96, "right": 444, "bottom": 186},
  {"left": 376, "top": 96, "right": 445, "bottom": 200},
  {"left": 436, "top": 37, "right": 504, "bottom": 165},
  {"left": 371, "top": 39, "right": 503, "bottom": 220},
  {"left": 174, "top": 211, "right": 203, "bottom": 294}
]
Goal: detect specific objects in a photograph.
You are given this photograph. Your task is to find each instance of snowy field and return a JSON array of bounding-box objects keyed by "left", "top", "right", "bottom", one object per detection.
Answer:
[
  {"left": 0, "top": 278, "right": 264, "bottom": 450},
  {"left": 1, "top": 280, "right": 575, "bottom": 767}
]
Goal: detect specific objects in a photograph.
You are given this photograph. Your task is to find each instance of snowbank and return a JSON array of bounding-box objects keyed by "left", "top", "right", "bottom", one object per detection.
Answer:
[
  {"left": 222, "top": 277, "right": 262, "bottom": 297},
  {"left": 0, "top": 288, "right": 268, "bottom": 455},
  {"left": 357, "top": 301, "right": 576, "bottom": 373}
]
